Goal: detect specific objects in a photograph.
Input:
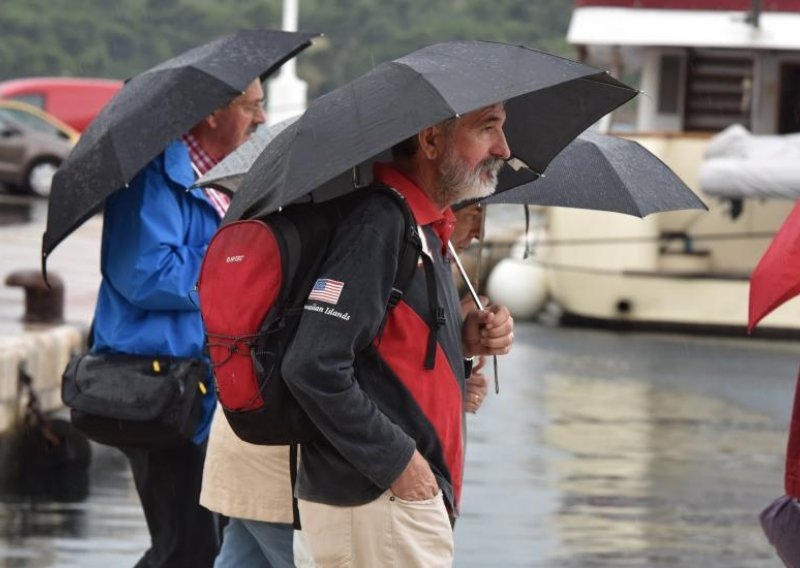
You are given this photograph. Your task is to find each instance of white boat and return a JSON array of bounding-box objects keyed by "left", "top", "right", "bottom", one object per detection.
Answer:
[{"left": 534, "top": 0, "right": 800, "bottom": 334}]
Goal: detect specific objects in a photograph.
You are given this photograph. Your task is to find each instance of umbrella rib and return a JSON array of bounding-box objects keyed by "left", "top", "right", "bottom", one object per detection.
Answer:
[
  {"left": 104, "top": 127, "right": 135, "bottom": 184},
  {"left": 578, "top": 74, "right": 641, "bottom": 94},
  {"left": 390, "top": 61, "right": 458, "bottom": 116},
  {"left": 189, "top": 66, "right": 248, "bottom": 94},
  {"left": 606, "top": 159, "right": 645, "bottom": 217}
]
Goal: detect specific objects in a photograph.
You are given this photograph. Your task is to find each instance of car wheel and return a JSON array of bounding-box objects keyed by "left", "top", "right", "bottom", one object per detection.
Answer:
[{"left": 25, "top": 159, "right": 60, "bottom": 198}]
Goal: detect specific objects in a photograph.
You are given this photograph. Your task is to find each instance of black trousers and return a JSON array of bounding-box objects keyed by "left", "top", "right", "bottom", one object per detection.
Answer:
[{"left": 122, "top": 441, "right": 219, "bottom": 568}]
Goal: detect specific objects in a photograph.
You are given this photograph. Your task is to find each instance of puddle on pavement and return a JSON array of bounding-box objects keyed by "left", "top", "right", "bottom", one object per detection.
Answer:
[
  {"left": 536, "top": 374, "right": 781, "bottom": 567},
  {"left": 0, "top": 428, "right": 147, "bottom": 567},
  {"left": 452, "top": 326, "right": 789, "bottom": 567}
]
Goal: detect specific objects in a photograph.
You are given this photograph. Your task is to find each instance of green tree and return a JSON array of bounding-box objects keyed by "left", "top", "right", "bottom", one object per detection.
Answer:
[{"left": 0, "top": 0, "right": 574, "bottom": 97}]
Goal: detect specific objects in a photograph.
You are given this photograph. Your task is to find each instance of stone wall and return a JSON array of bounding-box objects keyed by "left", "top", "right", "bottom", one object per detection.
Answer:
[{"left": 0, "top": 325, "right": 87, "bottom": 432}]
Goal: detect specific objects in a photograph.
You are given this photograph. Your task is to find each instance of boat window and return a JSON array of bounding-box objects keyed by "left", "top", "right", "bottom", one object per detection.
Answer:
[
  {"left": 658, "top": 55, "right": 681, "bottom": 114},
  {"left": 684, "top": 51, "right": 753, "bottom": 132},
  {"left": 778, "top": 63, "right": 800, "bottom": 134}
]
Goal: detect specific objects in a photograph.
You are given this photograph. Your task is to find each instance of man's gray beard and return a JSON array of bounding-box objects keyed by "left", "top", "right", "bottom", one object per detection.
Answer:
[{"left": 437, "top": 145, "right": 504, "bottom": 207}]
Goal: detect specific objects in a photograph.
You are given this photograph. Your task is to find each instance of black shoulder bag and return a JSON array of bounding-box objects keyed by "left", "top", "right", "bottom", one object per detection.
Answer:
[{"left": 61, "top": 352, "right": 207, "bottom": 448}]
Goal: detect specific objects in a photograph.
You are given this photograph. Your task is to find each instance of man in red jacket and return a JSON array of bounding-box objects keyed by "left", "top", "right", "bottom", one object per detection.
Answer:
[{"left": 283, "top": 102, "right": 515, "bottom": 566}]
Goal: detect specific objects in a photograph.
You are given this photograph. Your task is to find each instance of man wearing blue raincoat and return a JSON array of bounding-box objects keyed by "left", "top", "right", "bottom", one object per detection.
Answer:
[{"left": 91, "top": 79, "right": 265, "bottom": 567}]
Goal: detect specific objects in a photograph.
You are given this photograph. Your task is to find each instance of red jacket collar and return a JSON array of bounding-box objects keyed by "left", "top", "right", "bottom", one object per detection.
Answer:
[{"left": 373, "top": 162, "right": 455, "bottom": 249}]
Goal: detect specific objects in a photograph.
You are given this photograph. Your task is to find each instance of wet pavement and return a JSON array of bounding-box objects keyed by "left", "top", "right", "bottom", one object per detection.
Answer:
[
  {"left": 455, "top": 324, "right": 795, "bottom": 567},
  {"left": 1, "top": 321, "right": 796, "bottom": 567}
]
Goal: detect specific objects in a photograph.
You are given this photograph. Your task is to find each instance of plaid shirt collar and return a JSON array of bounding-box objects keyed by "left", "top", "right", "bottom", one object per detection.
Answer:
[
  {"left": 181, "top": 132, "right": 218, "bottom": 175},
  {"left": 181, "top": 133, "right": 230, "bottom": 218}
]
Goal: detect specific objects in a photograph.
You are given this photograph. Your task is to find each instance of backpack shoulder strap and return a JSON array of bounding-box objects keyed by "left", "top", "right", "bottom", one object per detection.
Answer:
[
  {"left": 369, "top": 184, "right": 421, "bottom": 309},
  {"left": 369, "top": 183, "right": 441, "bottom": 370}
]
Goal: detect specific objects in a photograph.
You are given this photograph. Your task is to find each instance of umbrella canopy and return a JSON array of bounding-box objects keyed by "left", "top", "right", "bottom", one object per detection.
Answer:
[
  {"left": 748, "top": 201, "right": 800, "bottom": 331},
  {"left": 42, "top": 29, "right": 317, "bottom": 266},
  {"left": 224, "top": 40, "right": 638, "bottom": 223},
  {"left": 482, "top": 130, "right": 707, "bottom": 216},
  {"left": 194, "top": 117, "right": 296, "bottom": 193}
]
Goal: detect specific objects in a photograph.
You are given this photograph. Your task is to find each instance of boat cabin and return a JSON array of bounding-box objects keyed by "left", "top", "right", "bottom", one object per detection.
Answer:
[{"left": 569, "top": 0, "right": 800, "bottom": 135}]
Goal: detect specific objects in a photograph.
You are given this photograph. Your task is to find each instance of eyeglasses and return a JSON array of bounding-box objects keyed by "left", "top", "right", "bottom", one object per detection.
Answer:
[{"left": 234, "top": 100, "right": 265, "bottom": 117}]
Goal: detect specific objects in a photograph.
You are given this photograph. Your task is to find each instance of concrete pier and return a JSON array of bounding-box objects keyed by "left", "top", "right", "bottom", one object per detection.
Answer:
[{"left": 0, "top": 196, "right": 100, "bottom": 432}]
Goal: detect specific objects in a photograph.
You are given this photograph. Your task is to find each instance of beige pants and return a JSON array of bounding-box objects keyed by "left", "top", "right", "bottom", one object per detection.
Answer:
[{"left": 298, "top": 490, "right": 454, "bottom": 567}]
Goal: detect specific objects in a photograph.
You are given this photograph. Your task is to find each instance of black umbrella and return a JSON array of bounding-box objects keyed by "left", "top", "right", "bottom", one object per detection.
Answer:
[
  {"left": 224, "top": 40, "right": 638, "bottom": 222},
  {"left": 482, "top": 130, "right": 707, "bottom": 216},
  {"left": 42, "top": 29, "right": 317, "bottom": 270}
]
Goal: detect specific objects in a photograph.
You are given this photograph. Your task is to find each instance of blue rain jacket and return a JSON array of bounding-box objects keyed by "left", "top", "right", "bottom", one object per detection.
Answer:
[{"left": 92, "top": 140, "right": 219, "bottom": 443}]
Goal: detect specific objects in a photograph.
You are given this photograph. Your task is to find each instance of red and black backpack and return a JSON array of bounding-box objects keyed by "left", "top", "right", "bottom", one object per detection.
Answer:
[{"left": 197, "top": 184, "right": 439, "bottom": 446}]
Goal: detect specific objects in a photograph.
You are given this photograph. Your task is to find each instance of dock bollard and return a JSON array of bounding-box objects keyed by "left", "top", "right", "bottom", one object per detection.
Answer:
[{"left": 5, "top": 270, "right": 64, "bottom": 324}]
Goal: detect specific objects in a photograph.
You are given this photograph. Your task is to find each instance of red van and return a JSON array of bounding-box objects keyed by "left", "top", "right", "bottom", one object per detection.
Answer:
[{"left": 0, "top": 77, "right": 122, "bottom": 132}]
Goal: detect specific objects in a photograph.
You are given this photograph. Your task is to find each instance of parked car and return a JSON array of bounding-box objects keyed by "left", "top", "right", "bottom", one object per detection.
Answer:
[
  {"left": 0, "top": 113, "right": 72, "bottom": 197},
  {"left": 0, "top": 100, "right": 79, "bottom": 145},
  {"left": 0, "top": 77, "right": 122, "bottom": 132}
]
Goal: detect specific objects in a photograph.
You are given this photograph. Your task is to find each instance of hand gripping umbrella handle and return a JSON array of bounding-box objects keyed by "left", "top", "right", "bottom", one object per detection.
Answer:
[{"left": 448, "top": 242, "right": 500, "bottom": 394}]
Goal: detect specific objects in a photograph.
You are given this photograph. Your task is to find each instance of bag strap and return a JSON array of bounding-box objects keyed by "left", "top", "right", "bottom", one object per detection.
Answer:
[
  {"left": 420, "top": 252, "right": 443, "bottom": 370},
  {"left": 290, "top": 443, "right": 301, "bottom": 529},
  {"left": 378, "top": 185, "right": 421, "bottom": 312}
]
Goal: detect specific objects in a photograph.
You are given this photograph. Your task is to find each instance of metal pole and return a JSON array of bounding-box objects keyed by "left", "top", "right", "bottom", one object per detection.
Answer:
[
  {"left": 746, "top": 0, "right": 762, "bottom": 27},
  {"left": 282, "top": 0, "right": 298, "bottom": 74},
  {"left": 268, "top": 0, "right": 307, "bottom": 125}
]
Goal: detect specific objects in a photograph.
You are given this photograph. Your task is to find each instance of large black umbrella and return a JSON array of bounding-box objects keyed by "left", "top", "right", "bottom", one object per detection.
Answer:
[
  {"left": 482, "top": 130, "right": 707, "bottom": 216},
  {"left": 42, "top": 29, "right": 317, "bottom": 270},
  {"left": 224, "top": 40, "right": 638, "bottom": 222}
]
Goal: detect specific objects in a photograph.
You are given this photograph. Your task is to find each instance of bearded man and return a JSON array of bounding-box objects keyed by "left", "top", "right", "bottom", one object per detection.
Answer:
[{"left": 282, "top": 102, "right": 515, "bottom": 567}]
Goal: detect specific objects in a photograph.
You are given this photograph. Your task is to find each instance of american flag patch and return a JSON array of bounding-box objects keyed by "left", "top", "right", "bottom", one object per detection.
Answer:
[{"left": 308, "top": 278, "right": 344, "bottom": 305}]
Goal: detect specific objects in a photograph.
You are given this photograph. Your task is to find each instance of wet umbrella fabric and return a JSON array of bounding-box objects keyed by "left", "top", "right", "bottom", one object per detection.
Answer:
[
  {"left": 224, "top": 40, "right": 638, "bottom": 223},
  {"left": 194, "top": 117, "right": 296, "bottom": 193},
  {"left": 481, "top": 130, "right": 707, "bottom": 217},
  {"left": 42, "top": 29, "right": 317, "bottom": 267},
  {"left": 748, "top": 201, "right": 800, "bottom": 331}
]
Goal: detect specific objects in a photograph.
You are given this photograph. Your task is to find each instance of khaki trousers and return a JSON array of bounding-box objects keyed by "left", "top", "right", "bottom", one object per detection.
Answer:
[{"left": 298, "top": 490, "right": 454, "bottom": 567}]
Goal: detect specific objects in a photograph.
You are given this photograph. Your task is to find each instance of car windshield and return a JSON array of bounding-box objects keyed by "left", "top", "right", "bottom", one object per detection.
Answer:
[
  {"left": 0, "top": 108, "right": 68, "bottom": 140},
  {"left": 11, "top": 94, "right": 45, "bottom": 109}
]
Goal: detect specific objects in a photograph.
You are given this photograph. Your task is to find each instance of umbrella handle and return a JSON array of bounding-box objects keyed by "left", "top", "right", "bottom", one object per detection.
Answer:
[
  {"left": 448, "top": 242, "right": 483, "bottom": 309},
  {"left": 448, "top": 242, "right": 500, "bottom": 394}
]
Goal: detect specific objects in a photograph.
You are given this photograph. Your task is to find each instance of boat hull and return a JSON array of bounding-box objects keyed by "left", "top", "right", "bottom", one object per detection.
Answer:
[{"left": 540, "top": 133, "right": 799, "bottom": 333}]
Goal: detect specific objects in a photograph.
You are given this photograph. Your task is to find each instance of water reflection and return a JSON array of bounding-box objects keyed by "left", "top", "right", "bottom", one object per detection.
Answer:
[
  {"left": 0, "top": 418, "right": 91, "bottom": 505},
  {"left": 454, "top": 324, "right": 792, "bottom": 567},
  {"left": 542, "top": 375, "right": 780, "bottom": 566},
  {"left": 0, "top": 439, "right": 147, "bottom": 567}
]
